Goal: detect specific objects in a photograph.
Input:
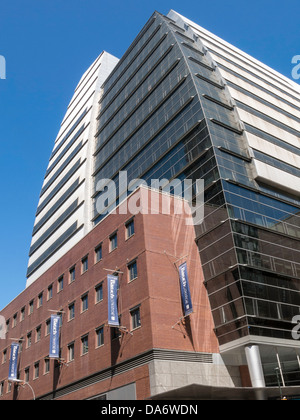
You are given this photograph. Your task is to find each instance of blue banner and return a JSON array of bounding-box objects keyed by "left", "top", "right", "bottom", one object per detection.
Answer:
[
  {"left": 49, "top": 315, "right": 60, "bottom": 359},
  {"left": 8, "top": 343, "right": 19, "bottom": 381},
  {"left": 179, "top": 262, "right": 193, "bottom": 316},
  {"left": 107, "top": 275, "right": 119, "bottom": 327}
]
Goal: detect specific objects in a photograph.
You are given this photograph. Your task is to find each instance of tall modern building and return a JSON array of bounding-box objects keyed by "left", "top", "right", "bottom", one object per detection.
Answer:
[
  {"left": 26, "top": 51, "right": 119, "bottom": 286},
  {"left": 1, "top": 9, "right": 300, "bottom": 400}
]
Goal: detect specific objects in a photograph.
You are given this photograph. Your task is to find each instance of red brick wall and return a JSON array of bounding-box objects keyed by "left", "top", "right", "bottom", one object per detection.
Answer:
[{"left": 0, "top": 189, "right": 218, "bottom": 400}]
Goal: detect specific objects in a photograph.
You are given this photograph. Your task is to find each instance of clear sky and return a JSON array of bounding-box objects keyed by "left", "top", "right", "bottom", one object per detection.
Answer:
[{"left": 0, "top": 0, "right": 299, "bottom": 310}]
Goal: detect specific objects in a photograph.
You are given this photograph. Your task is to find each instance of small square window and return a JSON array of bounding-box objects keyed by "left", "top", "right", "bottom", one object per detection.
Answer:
[
  {"left": 82, "top": 256, "right": 88, "bottom": 273},
  {"left": 110, "top": 233, "right": 118, "bottom": 252}
]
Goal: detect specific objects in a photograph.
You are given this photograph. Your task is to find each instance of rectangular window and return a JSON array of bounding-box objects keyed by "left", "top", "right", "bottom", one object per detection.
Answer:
[
  {"left": 96, "top": 326, "right": 104, "bottom": 348},
  {"left": 48, "top": 284, "right": 53, "bottom": 300},
  {"left": 81, "top": 294, "right": 88, "bottom": 312},
  {"left": 95, "top": 244, "right": 102, "bottom": 263},
  {"left": 130, "top": 306, "right": 141, "bottom": 330},
  {"left": 46, "top": 319, "right": 51, "bottom": 336},
  {"left": 2, "top": 349, "right": 7, "bottom": 364},
  {"left": 34, "top": 362, "right": 39, "bottom": 379},
  {"left": 69, "top": 266, "right": 76, "bottom": 283},
  {"left": 44, "top": 358, "right": 50, "bottom": 374},
  {"left": 110, "top": 232, "right": 118, "bottom": 252},
  {"left": 13, "top": 314, "right": 17, "bottom": 328},
  {"left": 20, "top": 307, "right": 25, "bottom": 322},
  {"left": 25, "top": 368, "right": 30, "bottom": 383},
  {"left": 128, "top": 260, "right": 138, "bottom": 282},
  {"left": 58, "top": 276, "right": 64, "bottom": 293},
  {"left": 36, "top": 326, "right": 41, "bottom": 342},
  {"left": 27, "top": 332, "right": 32, "bottom": 348},
  {"left": 126, "top": 219, "right": 135, "bottom": 239},
  {"left": 81, "top": 335, "right": 89, "bottom": 355},
  {"left": 29, "top": 300, "right": 34, "bottom": 315},
  {"left": 69, "top": 303, "right": 75, "bottom": 321},
  {"left": 82, "top": 256, "right": 88, "bottom": 273},
  {"left": 68, "top": 343, "right": 75, "bottom": 362},
  {"left": 38, "top": 292, "right": 43, "bottom": 308},
  {"left": 95, "top": 283, "right": 103, "bottom": 303}
]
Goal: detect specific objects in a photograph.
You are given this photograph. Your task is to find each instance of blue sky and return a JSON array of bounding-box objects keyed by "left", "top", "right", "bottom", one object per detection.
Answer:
[{"left": 0, "top": 0, "right": 299, "bottom": 310}]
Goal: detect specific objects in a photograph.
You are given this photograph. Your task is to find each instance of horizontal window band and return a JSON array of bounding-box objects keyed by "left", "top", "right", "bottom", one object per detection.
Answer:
[
  {"left": 73, "top": 54, "right": 103, "bottom": 95},
  {"left": 223, "top": 178, "right": 300, "bottom": 211},
  {"left": 92, "top": 117, "right": 205, "bottom": 207},
  {"left": 195, "top": 73, "right": 225, "bottom": 89},
  {"left": 245, "top": 123, "right": 300, "bottom": 157},
  {"left": 210, "top": 118, "right": 244, "bottom": 135},
  {"left": 54, "top": 107, "right": 88, "bottom": 148},
  {"left": 67, "top": 67, "right": 100, "bottom": 112},
  {"left": 96, "top": 33, "right": 169, "bottom": 133},
  {"left": 29, "top": 200, "right": 84, "bottom": 257},
  {"left": 94, "top": 75, "right": 188, "bottom": 160},
  {"left": 168, "top": 21, "right": 185, "bottom": 32},
  {"left": 102, "top": 16, "right": 157, "bottom": 91},
  {"left": 33, "top": 179, "right": 85, "bottom": 232},
  {"left": 96, "top": 58, "right": 180, "bottom": 138},
  {"left": 188, "top": 56, "right": 214, "bottom": 71},
  {"left": 202, "top": 94, "right": 234, "bottom": 110},
  {"left": 226, "top": 80, "right": 300, "bottom": 125},
  {"left": 217, "top": 146, "right": 251, "bottom": 162},
  {"left": 41, "top": 140, "right": 87, "bottom": 197},
  {"left": 32, "top": 197, "right": 81, "bottom": 237},
  {"left": 236, "top": 100, "right": 300, "bottom": 138},
  {"left": 50, "top": 122, "right": 89, "bottom": 162},
  {"left": 93, "top": 92, "right": 194, "bottom": 181},
  {"left": 96, "top": 43, "right": 175, "bottom": 122},
  {"left": 27, "top": 222, "right": 83, "bottom": 278},
  {"left": 175, "top": 30, "right": 195, "bottom": 43},
  {"left": 36, "top": 159, "right": 86, "bottom": 216},
  {"left": 181, "top": 41, "right": 204, "bottom": 56},
  {"left": 101, "top": 24, "right": 163, "bottom": 103}
]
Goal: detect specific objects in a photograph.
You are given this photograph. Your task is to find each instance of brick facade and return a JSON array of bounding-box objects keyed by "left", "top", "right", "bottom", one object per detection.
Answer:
[{"left": 0, "top": 189, "right": 218, "bottom": 400}]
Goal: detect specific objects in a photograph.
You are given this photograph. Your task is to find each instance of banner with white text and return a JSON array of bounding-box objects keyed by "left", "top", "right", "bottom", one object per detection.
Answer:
[
  {"left": 49, "top": 315, "right": 60, "bottom": 359},
  {"left": 8, "top": 343, "right": 19, "bottom": 381},
  {"left": 107, "top": 275, "right": 119, "bottom": 327},
  {"left": 179, "top": 262, "right": 193, "bottom": 317}
]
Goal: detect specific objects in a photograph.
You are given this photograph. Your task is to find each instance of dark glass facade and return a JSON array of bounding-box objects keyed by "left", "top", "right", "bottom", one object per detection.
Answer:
[{"left": 92, "top": 12, "right": 300, "bottom": 385}]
